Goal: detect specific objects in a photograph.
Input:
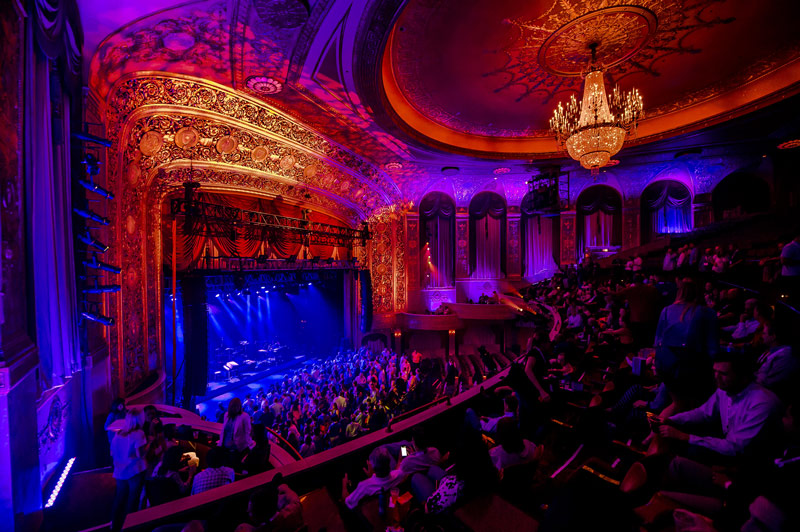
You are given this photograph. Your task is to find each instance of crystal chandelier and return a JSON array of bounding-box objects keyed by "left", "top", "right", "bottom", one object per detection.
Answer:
[{"left": 550, "top": 46, "right": 643, "bottom": 174}]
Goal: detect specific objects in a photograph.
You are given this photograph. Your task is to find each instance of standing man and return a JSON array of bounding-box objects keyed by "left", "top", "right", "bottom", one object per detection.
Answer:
[{"left": 780, "top": 233, "right": 800, "bottom": 304}]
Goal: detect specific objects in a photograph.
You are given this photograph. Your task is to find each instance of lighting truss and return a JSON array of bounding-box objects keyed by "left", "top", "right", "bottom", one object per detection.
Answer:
[{"left": 170, "top": 198, "right": 370, "bottom": 247}]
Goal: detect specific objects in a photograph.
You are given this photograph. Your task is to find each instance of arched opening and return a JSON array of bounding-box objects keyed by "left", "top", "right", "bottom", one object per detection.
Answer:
[
  {"left": 521, "top": 191, "right": 558, "bottom": 277},
  {"left": 469, "top": 192, "right": 506, "bottom": 278},
  {"left": 576, "top": 185, "right": 622, "bottom": 258},
  {"left": 419, "top": 192, "right": 456, "bottom": 288},
  {"left": 712, "top": 172, "right": 771, "bottom": 221},
  {"left": 640, "top": 180, "right": 692, "bottom": 244}
]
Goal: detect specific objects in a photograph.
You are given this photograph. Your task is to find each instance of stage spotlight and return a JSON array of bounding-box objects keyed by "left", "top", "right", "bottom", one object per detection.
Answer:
[
  {"left": 83, "top": 284, "right": 121, "bottom": 294},
  {"left": 81, "top": 311, "right": 114, "bottom": 326},
  {"left": 73, "top": 207, "right": 110, "bottom": 225},
  {"left": 272, "top": 285, "right": 276, "bottom": 289},
  {"left": 78, "top": 230, "right": 109, "bottom": 252},
  {"left": 261, "top": 286, "right": 265, "bottom": 289},
  {"left": 72, "top": 131, "right": 112, "bottom": 147},
  {"left": 265, "top": 290, "right": 269, "bottom": 293},
  {"left": 83, "top": 255, "right": 121, "bottom": 274},
  {"left": 308, "top": 282, "right": 312, "bottom": 286},
  {"left": 216, "top": 293, "right": 221, "bottom": 298},
  {"left": 79, "top": 178, "right": 114, "bottom": 199},
  {"left": 80, "top": 153, "right": 101, "bottom": 175}
]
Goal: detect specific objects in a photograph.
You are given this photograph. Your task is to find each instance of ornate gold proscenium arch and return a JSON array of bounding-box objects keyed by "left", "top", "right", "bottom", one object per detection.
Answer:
[{"left": 101, "top": 73, "right": 401, "bottom": 395}]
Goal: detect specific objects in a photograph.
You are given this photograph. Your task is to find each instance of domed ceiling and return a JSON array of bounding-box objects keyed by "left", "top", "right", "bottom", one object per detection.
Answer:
[
  {"left": 80, "top": 0, "right": 800, "bottom": 205},
  {"left": 383, "top": 0, "right": 800, "bottom": 155}
]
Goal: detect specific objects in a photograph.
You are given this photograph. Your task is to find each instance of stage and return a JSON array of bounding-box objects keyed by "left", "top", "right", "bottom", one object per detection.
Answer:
[{"left": 165, "top": 269, "right": 355, "bottom": 407}]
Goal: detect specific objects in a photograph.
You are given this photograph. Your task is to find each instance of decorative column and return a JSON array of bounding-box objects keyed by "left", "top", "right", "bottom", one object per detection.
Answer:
[
  {"left": 693, "top": 193, "right": 713, "bottom": 228},
  {"left": 506, "top": 208, "right": 522, "bottom": 277},
  {"left": 455, "top": 209, "right": 470, "bottom": 278},
  {"left": 622, "top": 201, "right": 640, "bottom": 251},
  {"left": 560, "top": 211, "right": 577, "bottom": 265},
  {"left": 406, "top": 214, "right": 420, "bottom": 291}
]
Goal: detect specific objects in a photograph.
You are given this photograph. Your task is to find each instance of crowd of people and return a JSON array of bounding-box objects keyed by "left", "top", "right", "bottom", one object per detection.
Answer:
[{"left": 105, "top": 233, "right": 800, "bottom": 532}]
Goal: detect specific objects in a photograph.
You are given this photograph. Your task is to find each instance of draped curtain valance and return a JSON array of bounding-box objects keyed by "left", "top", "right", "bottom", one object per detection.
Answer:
[
  {"left": 469, "top": 192, "right": 506, "bottom": 219},
  {"left": 643, "top": 180, "right": 691, "bottom": 210},
  {"left": 29, "top": 0, "right": 83, "bottom": 88},
  {"left": 576, "top": 185, "right": 621, "bottom": 214},
  {"left": 419, "top": 191, "right": 455, "bottom": 218}
]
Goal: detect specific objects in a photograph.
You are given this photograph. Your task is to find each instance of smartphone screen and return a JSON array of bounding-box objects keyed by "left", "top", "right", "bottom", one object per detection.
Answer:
[{"left": 400, "top": 446, "right": 408, "bottom": 457}]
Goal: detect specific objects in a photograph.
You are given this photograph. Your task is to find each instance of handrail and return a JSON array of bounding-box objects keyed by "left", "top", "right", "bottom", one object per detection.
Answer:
[
  {"left": 388, "top": 395, "right": 450, "bottom": 427},
  {"left": 122, "top": 364, "right": 517, "bottom": 531},
  {"left": 264, "top": 426, "right": 303, "bottom": 461}
]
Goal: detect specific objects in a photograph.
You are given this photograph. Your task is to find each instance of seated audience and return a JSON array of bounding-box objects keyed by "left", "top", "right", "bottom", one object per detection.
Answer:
[
  {"left": 341, "top": 447, "right": 405, "bottom": 509},
  {"left": 489, "top": 417, "right": 538, "bottom": 473},
  {"left": 657, "top": 352, "right": 782, "bottom": 459},
  {"left": 191, "top": 446, "right": 234, "bottom": 495}
]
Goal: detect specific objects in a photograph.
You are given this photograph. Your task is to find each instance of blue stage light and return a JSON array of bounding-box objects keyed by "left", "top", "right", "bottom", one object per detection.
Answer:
[
  {"left": 216, "top": 293, "right": 220, "bottom": 297},
  {"left": 308, "top": 282, "right": 312, "bottom": 286}
]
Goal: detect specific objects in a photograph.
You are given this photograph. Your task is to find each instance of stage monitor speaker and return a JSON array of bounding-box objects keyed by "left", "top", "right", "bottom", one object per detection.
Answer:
[
  {"left": 359, "top": 270, "right": 373, "bottom": 333},
  {"left": 181, "top": 275, "right": 208, "bottom": 401}
]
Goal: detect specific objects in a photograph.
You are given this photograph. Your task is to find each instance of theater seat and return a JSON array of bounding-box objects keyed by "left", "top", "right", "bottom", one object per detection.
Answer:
[
  {"left": 455, "top": 494, "right": 539, "bottom": 532},
  {"left": 299, "top": 487, "right": 346, "bottom": 532},
  {"left": 145, "top": 476, "right": 182, "bottom": 507}
]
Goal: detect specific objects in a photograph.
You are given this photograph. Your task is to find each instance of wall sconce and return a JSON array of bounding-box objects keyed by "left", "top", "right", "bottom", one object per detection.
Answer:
[
  {"left": 448, "top": 329, "right": 456, "bottom": 336},
  {"left": 393, "top": 329, "right": 402, "bottom": 338}
]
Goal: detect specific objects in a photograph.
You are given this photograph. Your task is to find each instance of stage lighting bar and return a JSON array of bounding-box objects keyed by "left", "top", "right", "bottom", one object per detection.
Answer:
[
  {"left": 72, "top": 131, "right": 112, "bottom": 147},
  {"left": 170, "top": 198, "right": 369, "bottom": 246},
  {"left": 73, "top": 207, "right": 110, "bottom": 225},
  {"left": 83, "top": 284, "right": 121, "bottom": 294},
  {"left": 79, "top": 178, "right": 114, "bottom": 199},
  {"left": 83, "top": 254, "right": 121, "bottom": 274},
  {"left": 81, "top": 311, "right": 114, "bottom": 326},
  {"left": 77, "top": 229, "right": 109, "bottom": 252}
]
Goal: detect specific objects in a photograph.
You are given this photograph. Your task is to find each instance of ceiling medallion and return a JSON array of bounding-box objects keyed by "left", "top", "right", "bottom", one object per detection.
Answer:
[
  {"left": 538, "top": 6, "right": 658, "bottom": 77},
  {"left": 493, "top": 167, "right": 511, "bottom": 175},
  {"left": 385, "top": 162, "right": 404, "bottom": 170},
  {"left": 777, "top": 139, "right": 800, "bottom": 150},
  {"left": 550, "top": 44, "right": 643, "bottom": 174},
  {"left": 246, "top": 76, "right": 283, "bottom": 95}
]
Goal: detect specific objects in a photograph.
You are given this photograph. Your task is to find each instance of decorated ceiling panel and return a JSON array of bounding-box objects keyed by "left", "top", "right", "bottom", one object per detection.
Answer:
[
  {"left": 384, "top": 0, "right": 800, "bottom": 154},
  {"left": 83, "top": 0, "right": 800, "bottom": 206}
]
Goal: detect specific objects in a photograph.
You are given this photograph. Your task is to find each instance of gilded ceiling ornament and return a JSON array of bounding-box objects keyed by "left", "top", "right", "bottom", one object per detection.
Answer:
[
  {"left": 216, "top": 135, "right": 239, "bottom": 154},
  {"left": 175, "top": 127, "right": 200, "bottom": 148},
  {"left": 139, "top": 131, "right": 163, "bottom": 156},
  {"left": 104, "top": 75, "right": 401, "bottom": 206},
  {"left": 304, "top": 164, "right": 318, "bottom": 179},
  {"left": 280, "top": 154, "right": 296, "bottom": 170},
  {"left": 251, "top": 145, "right": 270, "bottom": 162}
]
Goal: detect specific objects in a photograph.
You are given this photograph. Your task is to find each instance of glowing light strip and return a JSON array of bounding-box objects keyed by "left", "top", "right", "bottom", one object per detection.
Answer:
[{"left": 44, "top": 457, "right": 76, "bottom": 508}]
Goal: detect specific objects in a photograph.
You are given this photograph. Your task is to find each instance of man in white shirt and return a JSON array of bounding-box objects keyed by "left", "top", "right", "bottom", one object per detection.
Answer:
[
  {"left": 658, "top": 353, "right": 782, "bottom": 458},
  {"left": 756, "top": 322, "right": 798, "bottom": 396},
  {"left": 342, "top": 447, "right": 404, "bottom": 509},
  {"left": 781, "top": 234, "right": 800, "bottom": 303}
]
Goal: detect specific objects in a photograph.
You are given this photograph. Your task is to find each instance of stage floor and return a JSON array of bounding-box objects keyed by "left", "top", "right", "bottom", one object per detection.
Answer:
[{"left": 196, "top": 353, "right": 323, "bottom": 419}]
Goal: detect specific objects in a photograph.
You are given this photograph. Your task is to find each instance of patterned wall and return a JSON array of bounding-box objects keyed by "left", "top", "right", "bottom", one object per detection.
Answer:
[
  {"left": 560, "top": 213, "right": 577, "bottom": 265},
  {"left": 455, "top": 215, "right": 469, "bottom": 278},
  {"left": 507, "top": 214, "right": 521, "bottom": 277},
  {"left": 406, "top": 216, "right": 419, "bottom": 290}
]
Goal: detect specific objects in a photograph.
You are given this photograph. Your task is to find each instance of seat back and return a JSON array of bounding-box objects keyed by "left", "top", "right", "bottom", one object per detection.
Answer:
[{"left": 145, "top": 476, "right": 182, "bottom": 507}]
